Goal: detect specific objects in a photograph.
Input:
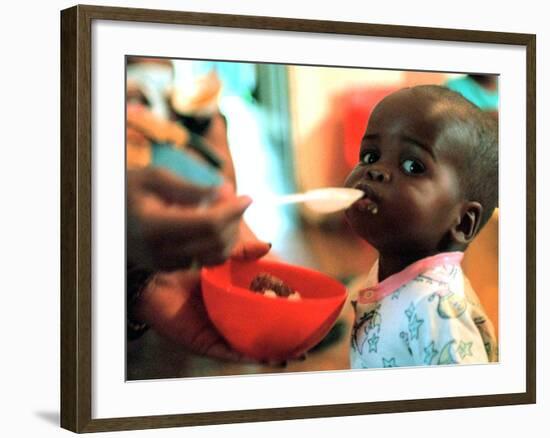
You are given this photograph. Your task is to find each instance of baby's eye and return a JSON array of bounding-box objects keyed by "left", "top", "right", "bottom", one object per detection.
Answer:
[
  {"left": 401, "top": 159, "right": 425, "bottom": 174},
  {"left": 362, "top": 151, "right": 379, "bottom": 165}
]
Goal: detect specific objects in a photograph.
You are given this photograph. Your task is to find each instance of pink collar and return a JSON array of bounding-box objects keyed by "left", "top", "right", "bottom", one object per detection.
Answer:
[{"left": 357, "top": 252, "right": 464, "bottom": 304}]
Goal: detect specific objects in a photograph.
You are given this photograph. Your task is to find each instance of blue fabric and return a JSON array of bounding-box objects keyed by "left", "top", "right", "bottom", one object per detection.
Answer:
[
  {"left": 152, "top": 143, "right": 223, "bottom": 187},
  {"left": 192, "top": 61, "right": 256, "bottom": 100},
  {"left": 445, "top": 76, "right": 498, "bottom": 110}
]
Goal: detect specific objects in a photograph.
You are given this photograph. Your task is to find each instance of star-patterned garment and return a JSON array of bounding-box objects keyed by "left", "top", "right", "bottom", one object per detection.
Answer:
[{"left": 350, "top": 252, "right": 498, "bottom": 369}]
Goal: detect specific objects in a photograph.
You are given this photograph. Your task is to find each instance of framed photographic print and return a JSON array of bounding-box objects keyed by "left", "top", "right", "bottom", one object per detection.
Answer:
[{"left": 60, "top": 4, "right": 536, "bottom": 433}]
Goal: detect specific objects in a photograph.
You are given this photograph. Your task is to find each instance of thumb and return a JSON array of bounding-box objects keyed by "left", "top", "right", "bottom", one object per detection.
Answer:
[
  {"left": 144, "top": 167, "right": 216, "bottom": 205},
  {"left": 231, "top": 240, "right": 272, "bottom": 261},
  {"left": 209, "top": 194, "right": 253, "bottom": 224}
]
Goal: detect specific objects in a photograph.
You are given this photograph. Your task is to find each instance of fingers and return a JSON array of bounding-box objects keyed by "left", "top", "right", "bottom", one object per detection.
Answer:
[
  {"left": 230, "top": 240, "right": 272, "bottom": 261},
  {"left": 187, "top": 321, "right": 248, "bottom": 363},
  {"left": 214, "top": 182, "right": 235, "bottom": 201},
  {"left": 145, "top": 193, "right": 251, "bottom": 237},
  {"left": 259, "top": 359, "right": 288, "bottom": 368},
  {"left": 144, "top": 171, "right": 248, "bottom": 219},
  {"left": 208, "top": 194, "right": 252, "bottom": 222},
  {"left": 155, "top": 234, "right": 238, "bottom": 270},
  {"left": 127, "top": 167, "right": 213, "bottom": 209},
  {"left": 128, "top": 166, "right": 255, "bottom": 271},
  {"left": 203, "top": 342, "right": 246, "bottom": 363},
  {"left": 259, "top": 353, "right": 307, "bottom": 368},
  {"left": 141, "top": 195, "right": 251, "bottom": 271},
  {"left": 142, "top": 168, "right": 216, "bottom": 205}
]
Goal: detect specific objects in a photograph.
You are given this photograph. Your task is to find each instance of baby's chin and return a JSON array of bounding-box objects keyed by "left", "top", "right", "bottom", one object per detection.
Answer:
[
  {"left": 344, "top": 209, "right": 378, "bottom": 244},
  {"left": 345, "top": 208, "right": 455, "bottom": 260},
  {"left": 344, "top": 206, "right": 412, "bottom": 254}
]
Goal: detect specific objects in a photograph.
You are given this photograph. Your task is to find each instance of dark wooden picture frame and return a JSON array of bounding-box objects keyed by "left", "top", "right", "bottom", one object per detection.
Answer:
[{"left": 61, "top": 4, "right": 536, "bottom": 433}]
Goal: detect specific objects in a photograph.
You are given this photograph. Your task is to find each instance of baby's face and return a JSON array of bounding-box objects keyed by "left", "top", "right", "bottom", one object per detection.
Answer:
[{"left": 344, "top": 89, "right": 466, "bottom": 256}]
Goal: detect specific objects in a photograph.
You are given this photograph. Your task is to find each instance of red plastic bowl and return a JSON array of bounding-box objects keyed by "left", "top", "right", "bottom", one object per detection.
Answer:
[{"left": 201, "top": 259, "right": 347, "bottom": 362}]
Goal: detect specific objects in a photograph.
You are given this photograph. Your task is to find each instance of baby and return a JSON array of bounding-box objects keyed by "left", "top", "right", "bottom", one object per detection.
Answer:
[{"left": 344, "top": 85, "right": 498, "bottom": 369}]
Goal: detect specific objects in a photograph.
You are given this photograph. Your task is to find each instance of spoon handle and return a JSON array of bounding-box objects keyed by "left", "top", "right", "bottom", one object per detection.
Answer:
[{"left": 275, "top": 193, "right": 312, "bottom": 205}]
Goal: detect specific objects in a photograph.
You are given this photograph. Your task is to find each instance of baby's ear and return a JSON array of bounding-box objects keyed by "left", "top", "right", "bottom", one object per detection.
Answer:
[{"left": 450, "top": 201, "right": 483, "bottom": 245}]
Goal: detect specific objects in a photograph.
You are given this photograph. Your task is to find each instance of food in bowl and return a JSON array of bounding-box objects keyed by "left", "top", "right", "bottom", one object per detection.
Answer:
[
  {"left": 249, "top": 272, "right": 302, "bottom": 300},
  {"left": 201, "top": 259, "right": 347, "bottom": 361}
]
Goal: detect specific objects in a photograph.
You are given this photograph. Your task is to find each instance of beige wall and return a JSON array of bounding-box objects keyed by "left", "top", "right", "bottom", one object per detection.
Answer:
[{"left": 288, "top": 67, "right": 404, "bottom": 145}]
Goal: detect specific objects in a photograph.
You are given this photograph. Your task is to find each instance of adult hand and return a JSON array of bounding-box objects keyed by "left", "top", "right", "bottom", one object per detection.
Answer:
[
  {"left": 127, "top": 167, "right": 252, "bottom": 271},
  {"left": 133, "top": 238, "right": 272, "bottom": 362}
]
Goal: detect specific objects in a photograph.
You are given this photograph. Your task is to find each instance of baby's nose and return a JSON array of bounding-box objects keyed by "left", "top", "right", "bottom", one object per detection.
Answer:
[{"left": 367, "top": 168, "right": 391, "bottom": 183}]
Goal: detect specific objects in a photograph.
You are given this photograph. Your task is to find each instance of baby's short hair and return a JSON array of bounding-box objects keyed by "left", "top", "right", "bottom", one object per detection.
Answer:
[{"left": 411, "top": 85, "right": 498, "bottom": 231}]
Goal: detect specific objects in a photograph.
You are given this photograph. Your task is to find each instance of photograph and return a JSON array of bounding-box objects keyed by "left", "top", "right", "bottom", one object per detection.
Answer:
[
  {"left": 3, "top": 0, "right": 547, "bottom": 436},
  {"left": 125, "top": 57, "right": 500, "bottom": 380},
  {"left": 59, "top": 4, "right": 535, "bottom": 432}
]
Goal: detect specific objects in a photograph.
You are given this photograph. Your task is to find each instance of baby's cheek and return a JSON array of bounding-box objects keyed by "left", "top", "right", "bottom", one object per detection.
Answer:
[{"left": 402, "top": 195, "right": 446, "bottom": 237}]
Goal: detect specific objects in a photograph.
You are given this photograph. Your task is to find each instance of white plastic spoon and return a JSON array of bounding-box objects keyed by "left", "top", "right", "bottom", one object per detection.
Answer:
[{"left": 273, "top": 187, "right": 364, "bottom": 214}]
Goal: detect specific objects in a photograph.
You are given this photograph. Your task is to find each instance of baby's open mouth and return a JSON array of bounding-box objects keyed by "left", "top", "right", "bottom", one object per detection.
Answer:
[
  {"left": 353, "top": 185, "right": 380, "bottom": 214},
  {"left": 355, "top": 197, "right": 378, "bottom": 214}
]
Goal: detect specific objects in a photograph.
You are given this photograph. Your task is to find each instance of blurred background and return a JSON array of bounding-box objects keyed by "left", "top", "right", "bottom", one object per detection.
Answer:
[{"left": 126, "top": 57, "right": 499, "bottom": 379}]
